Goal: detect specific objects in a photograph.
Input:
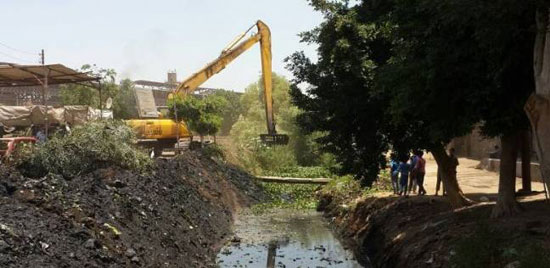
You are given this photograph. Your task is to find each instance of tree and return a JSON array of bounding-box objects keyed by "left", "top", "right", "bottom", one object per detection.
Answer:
[
  {"left": 211, "top": 90, "right": 243, "bottom": 136},
  {"left": 112, "top": 79, "right": 138, "bottom": 119},
  {"left": 60, "top": 64, "right": 117, "bottom": 109},
  {"left": 384, "top": 0, "right": 535, "bottom": 213},
  {"left": 286, "top": 1, "right": 392, "bottom": 186},
  {"left": 230, "top": 73, "right": 326, "bottom": 172},
  {"left": 289, "top": 0, "right": 536, "bottom": 211},
  {"left": 169, "top": 95, "right": 227, "bottom": 142}
]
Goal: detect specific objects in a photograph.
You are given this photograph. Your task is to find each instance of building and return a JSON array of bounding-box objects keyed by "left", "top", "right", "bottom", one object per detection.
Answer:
[
  {"left": 0, "top": 70, "right": 224, "bottom": 110},
  {"left": 133, "top": 72, "right": 222, "bottom": 108},
  {"left": 0, "top": 85, "right": 62, "bottom": 106}
]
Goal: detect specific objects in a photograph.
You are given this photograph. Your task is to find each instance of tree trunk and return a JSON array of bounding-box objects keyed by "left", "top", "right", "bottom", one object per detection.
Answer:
[
  {"left": 199, "top": 135, "right": 204, "bottom": 143},
  {"left": 520, "top": 129, "right": 532, "bottom": 193},
  {"left": 491, "top": 131, "right": 522, "bottom": 218},
  {"left": 526, "top": 7, "right": 550, "bottom": 195},
  {"left": 431, "top": 145, "right": 473, "bottom": 208}
]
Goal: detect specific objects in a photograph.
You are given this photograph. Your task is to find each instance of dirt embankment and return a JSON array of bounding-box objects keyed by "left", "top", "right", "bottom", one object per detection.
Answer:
[
  {"left": 0, "top": 151, "right": 264, "bottom": 268},
  {"left": 318, "top": 193, "right": 550, "bottom": 268}
]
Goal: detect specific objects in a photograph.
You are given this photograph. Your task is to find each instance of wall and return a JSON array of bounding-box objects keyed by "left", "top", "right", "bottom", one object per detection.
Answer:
[{"left": 449, "top": 126, "right": 500, "bottom": 160}]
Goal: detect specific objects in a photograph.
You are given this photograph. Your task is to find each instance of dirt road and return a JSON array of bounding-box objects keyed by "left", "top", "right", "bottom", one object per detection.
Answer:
[{"left": 421, "top": 155, "right": 546, "bottom": 202}]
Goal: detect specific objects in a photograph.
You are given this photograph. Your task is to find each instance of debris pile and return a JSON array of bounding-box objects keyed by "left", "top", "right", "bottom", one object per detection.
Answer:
[
  {"left": 14, "top": 120, "right": 152, "bottom": 178},
  {"left": 0, "top": 151, "right": 263, "bottom": 267}
]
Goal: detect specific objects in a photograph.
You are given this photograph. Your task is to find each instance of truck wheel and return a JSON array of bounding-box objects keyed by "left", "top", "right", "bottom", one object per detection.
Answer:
[{"left": 153, "top": 147, "right": 163, "bottom": 157}]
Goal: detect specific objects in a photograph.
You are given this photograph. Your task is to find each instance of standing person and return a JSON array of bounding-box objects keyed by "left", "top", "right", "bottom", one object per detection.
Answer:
[
  {"left": 389, "top": 153, "right": 400, "bottom": 195},
  {"left": 35, "top": 127, "right": 46, "bottom": 144},
  {"left": 398, "top": 156, "right": 411, "bottom": 196},
  {"left": 415, "top": 151, "right": 427, "bottom": 195},
  {"left": 408, "top": 152, "right": 419, "bottom": 194}
]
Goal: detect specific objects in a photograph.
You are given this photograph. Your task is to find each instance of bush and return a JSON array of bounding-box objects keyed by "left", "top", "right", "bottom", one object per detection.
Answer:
[
  {"left": 199, "top": 143, "right": 225, "bottom": 160},
  {"left": 14, "top": 120, "right": 152, "bottom": 178}
]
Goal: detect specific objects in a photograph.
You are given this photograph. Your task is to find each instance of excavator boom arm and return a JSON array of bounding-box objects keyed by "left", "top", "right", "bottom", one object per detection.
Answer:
[
  {"left": 174, "top": 29, "right": 261, "bottom": 94},
  {"left": 173, "top": 20, "right": 287, "bottom": 144}
]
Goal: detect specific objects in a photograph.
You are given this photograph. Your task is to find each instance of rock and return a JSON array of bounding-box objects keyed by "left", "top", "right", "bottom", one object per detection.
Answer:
[
  {"left": 39, "top": 241, "right": 50, "bottom": 250},
  {"left": 0, "top": 223, "right": 18, "bottom": 237},
  {"left": 231, "top": 236, "right": 241, "bottom": 243},
  {"left": 0, "top": 239, "right": 10, "bottom": 252},
  {"left": 113, "top": 180, "right": 126, "bottom": 188},
  {"left": 504, "top": 261, "right": 521, "bottom": 268},
  {"left": 479, "top": 196, "right": 490, "bottom": 202},
  {"left": 131, "top": 256, "right": 140, "bottom": 263},
  {"left": 425, "top": 255, "right": 434, "bottom": 264},
  {"left": 125, "top": 248, "right": 137, "bottom": 258},
  {"left": 84, "top": 238, "right": 97, "bottom": 249},
  {"left": 103, "top": 223, "right": 122, "bottom": 237}
]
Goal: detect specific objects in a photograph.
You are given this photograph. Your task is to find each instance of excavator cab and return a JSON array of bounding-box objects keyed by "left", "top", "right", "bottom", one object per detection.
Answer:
[{"left": 260, "top": 133, "right": 289, "bottom": 145}]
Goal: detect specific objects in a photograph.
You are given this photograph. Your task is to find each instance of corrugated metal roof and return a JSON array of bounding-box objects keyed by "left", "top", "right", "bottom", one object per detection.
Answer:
[{"left": 0, "top": 63, "right": 99, "bottom": 87}]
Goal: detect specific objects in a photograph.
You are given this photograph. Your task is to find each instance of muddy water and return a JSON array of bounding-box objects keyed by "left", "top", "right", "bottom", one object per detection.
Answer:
[{"left": 216, "top": 209, "right": 363, "bottom": 268}]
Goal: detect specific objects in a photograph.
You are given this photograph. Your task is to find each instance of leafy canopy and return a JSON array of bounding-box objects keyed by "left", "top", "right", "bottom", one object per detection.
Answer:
[
  {"left": 230, "top": 73, "right": 334, "bottom": 174},
  {"left": 169, "top": 94, "right": 227, "bottom": 138},
  {"left": 59, "top": 64, "right": 138, "bottom": 119},
  {"left": 287, "top": 0, "right": 536, "bottom": 185}
]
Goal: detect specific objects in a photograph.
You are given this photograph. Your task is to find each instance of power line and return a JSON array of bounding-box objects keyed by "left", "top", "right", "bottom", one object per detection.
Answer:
[
  {"left": 0, "top": 50, "right": 36, "bottom": 64},
  {"left": 0, "top": 41, "right": 37, "bottom": 55}
]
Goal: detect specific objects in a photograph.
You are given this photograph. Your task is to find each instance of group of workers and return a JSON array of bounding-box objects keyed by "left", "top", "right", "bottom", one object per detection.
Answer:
[{"left": 389, "top": 148, "right": 459, "bottom": 196}]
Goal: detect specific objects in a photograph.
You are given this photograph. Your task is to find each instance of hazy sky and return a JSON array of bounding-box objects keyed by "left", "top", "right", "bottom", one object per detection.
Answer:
[{"left": 0, "top": 0, "right": 322, "bottom": 91}]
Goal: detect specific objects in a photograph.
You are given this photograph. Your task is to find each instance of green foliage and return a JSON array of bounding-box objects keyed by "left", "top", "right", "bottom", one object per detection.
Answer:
[
  {"left": 112, "top": 79, "right": 138, "bottom": 119},
  {"left": 321, "top": 175, "right": 364, "bottom": 200},
  {"left": 59, "top": 64, "right": 117, "bottom": 109},
  {"left": 286, "top": 1, "right": 392, "bottom": 186},
  {"left": 252, "top": 182, "right": 319, "bottom": 213},
  {"left": 288, "top": 0, "right": 536, "bottom": 186},
  {"left": 59, "top": 65, "right": 138, "bottom": 120},
  {"left": 320, "top": 172, "right": 392, "bottom": 209},
  {"left": 211, "top": 90, "right": 243, "bottom": 136},
  {"left": 450, "top": 225, "right": 550, "bottom": 268},
  {"left": 262, "top": 166, "right": 333, "bottom": 178},
  {"left": 14, "top": 120, "right": 152, "bottom": 178},
  {"left": 230, "top": 73, "right": 332, "bottom": 174},
  {"left": 383, "top": 0, "right": 535, "bottom": 141},
  {"left": 199, "top": 143, "right": 225, "bottom": 160},
  {"left": 169, "top": 95, "right": 227, "bottom": 139}
]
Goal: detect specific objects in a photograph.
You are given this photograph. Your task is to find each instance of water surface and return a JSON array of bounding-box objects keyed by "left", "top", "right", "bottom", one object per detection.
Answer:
[{"left": 216, "top": 209, "right": 363, "bottom": 267}]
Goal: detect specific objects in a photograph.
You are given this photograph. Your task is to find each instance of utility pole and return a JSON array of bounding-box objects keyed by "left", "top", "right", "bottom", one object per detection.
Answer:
[
  {"left": 40, "top": 49, "right": 44, "bottom": 65},
  {"left": 40, "top": 49, "right": 49, "bottom": 139}
]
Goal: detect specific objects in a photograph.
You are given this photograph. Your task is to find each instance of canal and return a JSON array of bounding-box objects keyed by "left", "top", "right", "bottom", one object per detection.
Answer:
[{"left": 216, "top": 209, "right": 363, "bottom": 267}]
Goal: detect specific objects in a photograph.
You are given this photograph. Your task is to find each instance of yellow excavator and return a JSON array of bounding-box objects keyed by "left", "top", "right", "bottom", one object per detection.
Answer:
[{"left": 127, "top": 20, "right": 289, "bottom": 155}]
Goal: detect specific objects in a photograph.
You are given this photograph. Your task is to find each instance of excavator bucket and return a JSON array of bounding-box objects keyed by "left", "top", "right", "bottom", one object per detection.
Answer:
[{"left": 260, "top": 134, "right": 289, "bottom": 145}]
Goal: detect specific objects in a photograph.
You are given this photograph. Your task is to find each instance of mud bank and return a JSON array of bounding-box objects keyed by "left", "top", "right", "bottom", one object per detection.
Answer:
[
  {"left": 0, "top": 151, "right": 263, "bottom": 267},
  {"left": 318, "top": 193, "right": 550, "bottom": 268}
]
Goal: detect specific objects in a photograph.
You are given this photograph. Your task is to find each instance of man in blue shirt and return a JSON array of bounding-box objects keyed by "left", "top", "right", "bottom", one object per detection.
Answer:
[
  {"left": 389, "top": 153, "right": 400, "bottom": 195},
  {"left": 398, "top": 158, "right": 411, "bottom": 196}
]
